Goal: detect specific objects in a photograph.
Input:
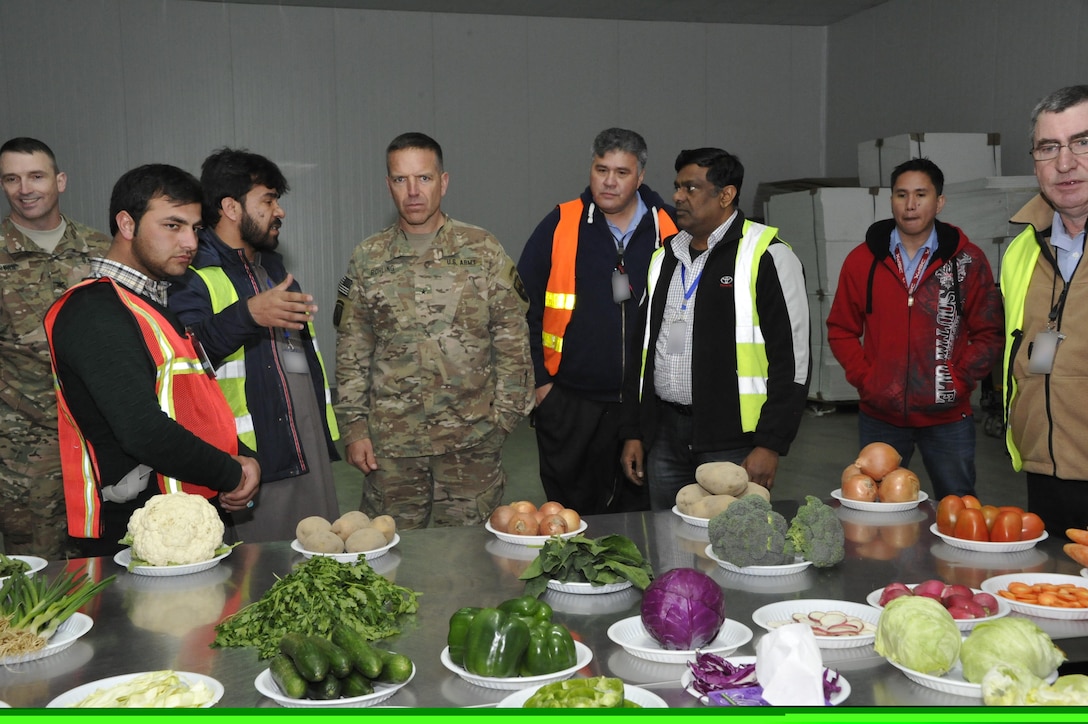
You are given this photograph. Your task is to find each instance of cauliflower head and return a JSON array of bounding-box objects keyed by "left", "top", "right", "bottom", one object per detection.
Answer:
[{"left": 127, "top": 493, "right": 225, "bottom": 566}]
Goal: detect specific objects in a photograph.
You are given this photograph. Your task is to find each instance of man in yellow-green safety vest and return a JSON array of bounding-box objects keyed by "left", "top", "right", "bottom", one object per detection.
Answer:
[
  {"left": 619, "top": 148, "right": 811, "bottom": 510},
  {"left": 169, "top": 149, "right": 340, "bottom": 543}
]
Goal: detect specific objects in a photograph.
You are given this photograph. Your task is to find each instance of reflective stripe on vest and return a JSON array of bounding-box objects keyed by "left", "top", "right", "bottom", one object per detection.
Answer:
[
  {"left": 541, "top": 198, "right": 678, "bottom": 375},
  {"left": 44, "top": 278, "right": 239, "bottom": 539},
  {"left": 192, "top": 266, "right": 339, "bottom": 449},
  {"left": 999, "top": 226, "right": 1042, "bottom": 470},
  {"left": 639, "top": 219, "right": 779, "bottom": 432}
]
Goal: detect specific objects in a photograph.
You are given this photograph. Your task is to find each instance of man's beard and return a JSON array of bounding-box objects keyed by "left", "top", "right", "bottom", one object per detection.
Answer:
[{"left": 241, "top": 211, "right": 279, "bottom": 252}]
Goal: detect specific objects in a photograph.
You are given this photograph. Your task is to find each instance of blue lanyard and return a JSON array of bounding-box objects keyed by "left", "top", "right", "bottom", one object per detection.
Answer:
[{"left": 679, "top": 264, "right": 701, "bottom": 311}]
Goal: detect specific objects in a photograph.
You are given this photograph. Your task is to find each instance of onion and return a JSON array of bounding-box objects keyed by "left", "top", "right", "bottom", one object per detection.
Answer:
[
  {"left": 842, "top": 473, "right": 878, "bottom": 502},
  {"left": 879, "top": 468, "right": 920, "bottom": 502},
  {"left": 557, "top": 508, "right": 581, "bottom": 532},
  {"left": 855, "top": 442, "right": 901, "bottom": 481},
  {"left": 537, "top": 514, "right": 568, "bottom": 536},
  {"left": 841, "top": 463, "right": 863, "bottom": 486},
  {"left": 507, "top": 512, "right": 539, "bottom": 535},
  {"left": 489, "top": 505, "right": 515, "bottom": 531}
]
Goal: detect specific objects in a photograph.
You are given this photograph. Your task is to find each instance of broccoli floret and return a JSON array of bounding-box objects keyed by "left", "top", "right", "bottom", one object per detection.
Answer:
[
  {"left": 707, "top": 495, "right": 793, "bottom": 568},
  {"left": 786, "top": 495, "right": 845, "bottom": 568}
]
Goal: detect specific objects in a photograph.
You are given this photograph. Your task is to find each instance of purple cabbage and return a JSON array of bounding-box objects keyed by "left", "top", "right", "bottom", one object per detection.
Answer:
[
  {"left": 640, "top": 567, "right": 726, "bottom": 650},
  {"left": 689, "top": 651, "right": 844, "bottom": 706}
]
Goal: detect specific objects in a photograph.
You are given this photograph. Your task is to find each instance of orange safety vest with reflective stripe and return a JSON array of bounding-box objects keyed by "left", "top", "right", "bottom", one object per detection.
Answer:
[
  {"left": 541, "top": 199, "right": 678, "bottom": 375},
  {"left": 44, "top": 277, "right": 239, "bottom": 539}
]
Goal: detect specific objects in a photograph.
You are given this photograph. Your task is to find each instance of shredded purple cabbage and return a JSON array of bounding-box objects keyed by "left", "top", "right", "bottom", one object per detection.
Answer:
[{"left": 688, "top": 651, "right": 843, "bottom": 705}]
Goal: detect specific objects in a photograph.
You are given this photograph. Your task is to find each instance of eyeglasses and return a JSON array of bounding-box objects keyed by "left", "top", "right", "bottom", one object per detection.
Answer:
[{"left": 1030, "top": 137, "right": 1088, "bottom": 161}]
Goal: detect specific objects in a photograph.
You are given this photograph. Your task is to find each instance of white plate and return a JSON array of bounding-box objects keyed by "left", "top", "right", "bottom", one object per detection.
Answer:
[
  {"left": 290, "top": 533, "right": 400, "bottom": 562},
  {"left": 929, "top": 523, "right": 1048, "bottom": 553},
  {"left": 0, "top": 612, "right": 94, "bottom": 665},
  {"left": 606, "top": 615, "right": 752, "bottom": 663},
  {"left": 704, "top": 545, "right": 813, "bottom": 576},
  {"left": 47, "top": 671, "right": 224, "bottom": 707},
  {"left": 439, "top": 641, "right": 592, "bottom": 690},
  {"left": 831, "top": 488, "right": 928, "bottom": 512},
  {"left": 545, "top": 578, "right": 633, "bottom": 595},
  {"left": 0, "top": 555, "right": 48, "bottom": 583},
  {"left": 497, "top": 681, "right": 667, "bottom": 708},
  {"left": 484, "top": 519, "right": 588, "bottom": 547},
  {"left": 681, "top": 659, "right": 851, "bottom": 706},
  {"left": 980, "top": 572, "right": 1088, "bottom": 620},
  {"left": 750, "top": 600, "right": 878, "bottom": 649},
  {"left": 543, "top": 587, "right": 642, "bottom": 616},
  {"left": 255, "top": 665, "right": 413, "bottom": 707},
  {"left": 672, "top": 505, "right": 710, "bottom": 528},
  {"left": 886, "top": 657, "right": 1057, "bottom": 699},
  {"left": 113, "top": 547, "right": 231, "bottom": 577},
  {"left": 865, "top": 583, "right": 1012, "bottom": 631}
]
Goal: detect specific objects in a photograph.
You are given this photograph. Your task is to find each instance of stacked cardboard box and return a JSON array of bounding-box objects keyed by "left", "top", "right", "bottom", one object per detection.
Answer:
[
  {"left": 857, "top": 132, "right": 1002, "bottom": 188},
  {"left": 939, "top": 175, "right": 1039, "bottom": 278}
]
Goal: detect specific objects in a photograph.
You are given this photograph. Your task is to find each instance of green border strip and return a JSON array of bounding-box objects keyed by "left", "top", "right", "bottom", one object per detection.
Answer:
[{"left": 4, "top": 708, "right": 1088, "bottom": 723}]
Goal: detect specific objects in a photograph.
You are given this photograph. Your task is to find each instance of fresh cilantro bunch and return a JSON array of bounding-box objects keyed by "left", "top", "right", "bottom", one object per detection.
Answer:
[{"left": 519, "top": 534, "right": 654, "bottom": 598}]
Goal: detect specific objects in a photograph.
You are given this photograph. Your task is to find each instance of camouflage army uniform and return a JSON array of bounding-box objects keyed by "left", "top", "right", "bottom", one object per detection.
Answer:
[
  {"left": 334, "top": 216, "right": 533, "bottom": 528},
  {"left": 0, "top": 215, "right": 110, "bottom": 557}
]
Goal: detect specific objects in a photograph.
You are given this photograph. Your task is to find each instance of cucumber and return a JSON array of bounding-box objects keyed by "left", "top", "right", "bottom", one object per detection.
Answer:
[
  {"left": 377, "top": 650, "right": 414, "bottom": 684},
  {"left": 306, "top": 675, "right": 342, "bottom": 701},
  {"left": 340, "top": 670, "right": 376, "bottom": 698},
  {"left": 332, "top": 624, "right": 383, "bottom": 679},
  {"left": 269, "top": 654, "right": 308, "bottom": 699},
  {"left": 307, "top": 635, "right": 353, "bottom": 678},
  {"left": 280, "top": 631, "right": 329, "bottom": 683}
]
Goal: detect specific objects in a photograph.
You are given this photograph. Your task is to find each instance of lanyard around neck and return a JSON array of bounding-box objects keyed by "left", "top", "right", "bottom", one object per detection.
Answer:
[{"left": 893, "top": 246, "right": 930, "bottom": 307}]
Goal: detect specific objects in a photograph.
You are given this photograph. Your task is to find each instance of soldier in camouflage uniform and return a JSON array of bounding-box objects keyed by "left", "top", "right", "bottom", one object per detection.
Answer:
[
  {"left": 0, "top": 137, "right": 110, "bottom": 557},
  {"left": 334, "top": 132, "right": 533, "bottom": 529}
]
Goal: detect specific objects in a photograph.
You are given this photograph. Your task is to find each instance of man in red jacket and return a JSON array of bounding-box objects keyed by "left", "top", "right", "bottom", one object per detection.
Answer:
[{"left": 827, "top": 158, "right": 1003, "bottom": 499}]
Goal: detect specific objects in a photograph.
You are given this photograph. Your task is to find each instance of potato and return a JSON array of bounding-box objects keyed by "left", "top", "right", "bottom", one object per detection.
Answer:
[
  {"left": 345, "top": 527, "right": 388, "bottom": 553},
  {"left": 695, "top": 462, "right": 750, "bottom": 497},
  {"left": 300, "top": 529, "right": 345, "bottom": 553},
  {"left": 742, "top": 481, "right": 771, "bottom": 501},
  {"left": 295, "top": 515, "right": 332, "bottom": 542},
  {"left": 371, "top": 515, "right": 397, "bottom": 543},
  {"left": 331, "top": 510, "right": 372, "bottom": 541},
  {"left": 689, "top": 494, "right": 738, "bottom": 519},
  {"left": 675, "top": 483, "right": 712, "bottom": 514}
]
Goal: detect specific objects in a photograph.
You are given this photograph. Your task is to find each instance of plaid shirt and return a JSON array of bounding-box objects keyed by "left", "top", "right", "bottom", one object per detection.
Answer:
[{"left": 89, "top": 258, "right": 170, "bottom": 306}]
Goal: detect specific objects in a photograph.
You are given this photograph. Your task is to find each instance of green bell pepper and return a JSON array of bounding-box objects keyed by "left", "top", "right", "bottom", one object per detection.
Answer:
[
  {"left": 523, "top": 676, "right": 627, "bottom": 708},
  {"left": 463, "top": 607, "right": 531, "bottom": 678},
  {"left": 447, "top": 607, "right": 481, "bottom": 668},
  {"left": 497, "top": 594, "right": 553, "bottom": 624},
  {"left": 521, "top": 621, "right": 578, "bottom": 676}
]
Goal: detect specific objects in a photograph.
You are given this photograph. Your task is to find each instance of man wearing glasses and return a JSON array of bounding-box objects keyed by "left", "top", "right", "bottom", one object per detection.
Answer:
[{"left": 1002, "top": 85, "right": 1088, "bottom": 534}]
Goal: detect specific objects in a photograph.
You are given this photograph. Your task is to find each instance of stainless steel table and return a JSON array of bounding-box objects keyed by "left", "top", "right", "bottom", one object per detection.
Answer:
[{"left": 4, "top": 502, "right": 1088, "bottom": 708}]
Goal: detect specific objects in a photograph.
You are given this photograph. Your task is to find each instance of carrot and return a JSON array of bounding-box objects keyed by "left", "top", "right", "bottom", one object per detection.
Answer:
[
  {"left": 1064, "top": 542, "right": 1088, "bottom": 567},
  {"left": 1067, "top": 528, "right": 1088, "bottom": 545}
]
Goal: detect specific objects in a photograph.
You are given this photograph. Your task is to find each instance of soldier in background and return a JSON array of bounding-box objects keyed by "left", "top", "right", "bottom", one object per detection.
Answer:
[
  {"left": 334, "top": 132, "right": 533, "bottom": 529},
  {"left": 0, "top": 137, "right": 110, "bottom": 557}
]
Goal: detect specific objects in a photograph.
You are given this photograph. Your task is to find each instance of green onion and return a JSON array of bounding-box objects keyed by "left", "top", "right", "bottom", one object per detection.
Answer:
[{"left": 1, "top": 564, "right": 115, "bottom": 641}]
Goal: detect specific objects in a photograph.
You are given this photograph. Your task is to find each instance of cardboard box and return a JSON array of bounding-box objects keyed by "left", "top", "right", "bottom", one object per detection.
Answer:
[
  {"left": 940, "top": 175, "right": 1038, "bottom": 242},
  {"left": 857, "top": 132, "right": 1002, "bottom": 188},
  {"left": 766, "top": 187, "right": 889, "bottom": 294},
  {"left": 807, "top": 291, "right": 858, "bottom": 403}
]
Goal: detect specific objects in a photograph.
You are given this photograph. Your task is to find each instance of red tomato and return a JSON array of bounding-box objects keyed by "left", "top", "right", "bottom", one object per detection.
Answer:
[
  {"left": 991, "top": 510, "right": 1023, "bottom": 542},
  {"left": 999, "top": 505, "right": 1025, "bottom": 515},
  {"left": 980, "top": 505, "right": 1000, "bottom": 532},
  {"left": 1021, "top": 512, "right": 1046, "bottom": 541},
  {"left": 936, "top": 495, "right": 965, "bottom": 536},
  {"left": 953, "top": 508, "right": 989, "bottom": 541},
  {"left": 961, "top": 495, "right": 982, "bottom": 510}
]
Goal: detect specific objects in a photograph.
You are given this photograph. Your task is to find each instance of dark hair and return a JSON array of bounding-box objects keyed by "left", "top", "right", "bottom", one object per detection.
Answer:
[
  {"left": 108, "top": 164, "right": 202, "bottom": 236},
  {"left": 0, "top": 136, "right": 59, "bottom": 173},
  {"left": 674, "top": 148, "right": 744, "bottom": 198},
  {"left": 890, "top": 157, "right": 945, "bottom": 195},
  {"left": 200, "top": 147, "right": 289, "bottom": 228},
  {"left": 1030, "top": 85, "right": 1088, "bottom": 144},
  {"left": 386, "top": 132, "right": 443, "bottom": 173},
  {"left": 592, "top": 128, "right": 648, "bottom": 172}
]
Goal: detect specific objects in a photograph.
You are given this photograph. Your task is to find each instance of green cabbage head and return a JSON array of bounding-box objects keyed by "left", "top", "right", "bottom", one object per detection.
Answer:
[
  {"left": 874, "top": 595, "right": 961, "bottom": 675},
  {"left": 960, "top": 617, "right": 1065, "bottom": 683},
  {"left": 982, "top": 663, "right": 1088, "bottom": 705}
]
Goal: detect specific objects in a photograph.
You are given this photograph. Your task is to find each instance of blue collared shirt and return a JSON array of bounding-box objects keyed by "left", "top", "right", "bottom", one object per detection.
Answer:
[
  {"left": 890, "top": 226, "right": 939, "bottom": 282},
  {"left": 605, "top": 193, "right": 648, "bottom": 251},
  {"left": 1050, "top": 210, "right": 1086, "bottom": 282}
]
